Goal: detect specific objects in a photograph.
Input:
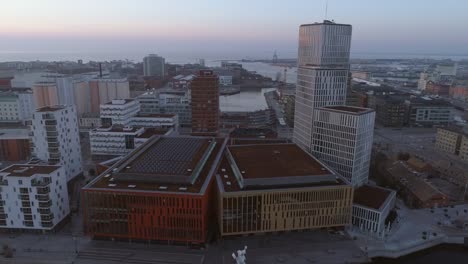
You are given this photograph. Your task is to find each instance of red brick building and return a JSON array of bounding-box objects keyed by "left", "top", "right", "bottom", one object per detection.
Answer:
[
  {"left": 450, "top": 85, "right": 468, "bottom": 101},
  {"left": 191, "top": 70, "right": 219, "bottom": 136},
  {"left": 82, "top": 136, "right": 227, "bottom": 244},
  {"left": 0, "top": 76, "right": 13, "bottom": 90}
]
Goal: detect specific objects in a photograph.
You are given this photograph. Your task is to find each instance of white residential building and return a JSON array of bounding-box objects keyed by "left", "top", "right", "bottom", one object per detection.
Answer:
[
  {"left": 0, "top": 165, "right": 70, "bottom": 230},
  {"left": 352, "top": 185, "right": 396, "bottom": 239},
  {"left": 89, "top": 126, "right": 173, "bottom": 157},
  {"left": 0, "top": 90, "right": 35, "bottom": 123},
  {"left": 100, "top": 99, "right": 140, "bottom": 126},
  {"left": 293, "top": 20, "right": 352, "bottom": 152},
  {"left": 312, "top": 106, "right": 375, "bottom": 186},
  {"left": 130, "top": 113, "right": 178, "bottom": 129},
  {"left": 31, "top": 106, "right": 82, "bottom": 181}
]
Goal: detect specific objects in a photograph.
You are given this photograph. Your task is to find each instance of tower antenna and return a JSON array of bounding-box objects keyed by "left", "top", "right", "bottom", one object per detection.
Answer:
[{"left": 325, "top": 0, "right": 328, "bottom": 20}]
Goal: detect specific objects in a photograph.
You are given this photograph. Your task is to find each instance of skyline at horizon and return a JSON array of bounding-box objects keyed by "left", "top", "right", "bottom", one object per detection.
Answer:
[{"left": 1, "top": 0, "right": 468, "bottom": 60}]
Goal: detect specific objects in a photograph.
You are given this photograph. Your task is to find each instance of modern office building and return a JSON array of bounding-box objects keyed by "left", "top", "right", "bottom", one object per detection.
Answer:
[
  {"left": 372, "top": 95, "right": 407, "bottom": 127},
  {"left": 311, "top": 106, "right": 375, "bottom": 186},
  {"left": 31, "top": 106, "right": 82, "bottom": 181},
  {"left": 0, "top": 90, "right": 35, "bottom": 123},
  {"left": 82, "top": 136, "right": 227, "bottom": 244},
  {"left": 460, "top": 135, "right": 468, "bottom": 162},
  {"left": 216, "top": 143, "right": 353, "bottom": 236},
  {"left": 405, "top": 97, "right": 454, "bottom": 126},
  {"left": 220, "top": 109, "right": 276, "bottom": 129},
  {"left": 100, "top": 99, "right": 141, "bottom": 126},
  {"left": 138, "top": 91, "right": 192, "bottom": 127},
  {"left": 191, "top": 70, "right": 219, "bottom": 136},
  {"left": 89, "top": 78, "right": 130, "bottom": 113},
  {"left": 352, "top": 185, "right": 396, "bottom": 238},
  {"left": 293, "top": 20, "right": 352, "bottom": 152},
  {"left": 0, "top": 165, "right": 70, "bottom": 231},
  {"left": 143, "top": 54, "right": 165, "bottom": 77}
]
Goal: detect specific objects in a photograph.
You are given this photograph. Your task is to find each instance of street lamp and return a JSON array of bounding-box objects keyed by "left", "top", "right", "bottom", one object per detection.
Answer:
[{"left": 72, "top": 235, "right": 78, "bottom": 254}]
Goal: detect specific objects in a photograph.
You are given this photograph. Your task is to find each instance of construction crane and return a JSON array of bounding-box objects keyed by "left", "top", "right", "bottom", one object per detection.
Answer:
[{"left": 272, "top": 50, "right": 278, "bottom": 64}]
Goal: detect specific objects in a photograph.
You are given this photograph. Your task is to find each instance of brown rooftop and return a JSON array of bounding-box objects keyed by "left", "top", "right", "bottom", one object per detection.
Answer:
[
  {"left": 353, "top": 185, "right": 393, "bottom": 210},
  {"left": 135, "top": 113, "right": 176, "bottom": 118},
  {"left": 86, "top": 137, "right": 227, "bottom": 194},
  {"left": 228, "top": 143, "right": 331, "bottom": 179},
  {"left": 1, "top": 165, "right": 60, "bottom": 177},
  {"left": 36, "top": 106, "right": 65, "bottom": 112},
  {"left": 135, "top": 128, "right": 170, "bottom": 138},
  {"left": 321, "top": 105, "right": 373, "bottom": 114}
]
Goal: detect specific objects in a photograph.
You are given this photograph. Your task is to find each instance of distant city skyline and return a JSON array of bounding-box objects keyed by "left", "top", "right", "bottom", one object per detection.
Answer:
[{"left": 1, "top": 0, "right": 468, "bottom": 59}]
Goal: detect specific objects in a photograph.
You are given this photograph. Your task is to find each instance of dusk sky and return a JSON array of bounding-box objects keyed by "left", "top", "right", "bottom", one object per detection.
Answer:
[{"left": 1, "top": 0, "right": 468, "bottom": 59}]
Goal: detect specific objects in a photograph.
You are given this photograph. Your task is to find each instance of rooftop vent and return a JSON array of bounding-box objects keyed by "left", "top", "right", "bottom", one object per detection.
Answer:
[
  {"left": 108, "top": 184, "right": 116, "bottom": 187},
  {"left": 226, "top": 181, "right": 231, "bottom": 186},
  {"left": 104, "top": 174, "right": 111, "bottom": 178},
  {"left": 109, "top": 178, "right": 114, "bottom": 182},
  {"left": 128, "top": 185, "right": 136, "bottom": 188},
  {"left": 224, "top": 175, "right": 228, "bottom": 179},
  {"left": 126, "top": 166, "right": 131, "bottom": 169},
  {"left": 112, "top": 168, "right": 118, "bottom": 172},
  {"left": 13, "top": 167, "right": 29, "bottom": 174},
  {"left": 221, "top": 168, "right": 226, "bottom": 172},
  {"left": 179, "top": 187, "right": 187, "bottom": 191},
  {"left": 187, "top": 169, "right": 192, "bottom": 172},
  {"left": 273, "top": 150, "right": 281, "bottom": 154},
  {"left": 241, "top": 171, "right": 246, "bottom": 174},
  {"left": 159, "top": 186, "right": 168, "bottom": 190}
]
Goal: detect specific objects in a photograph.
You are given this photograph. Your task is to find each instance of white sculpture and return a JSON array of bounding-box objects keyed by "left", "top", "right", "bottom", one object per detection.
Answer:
[{"left": 232, "top": 246, "right": 248, "bottom": 264}]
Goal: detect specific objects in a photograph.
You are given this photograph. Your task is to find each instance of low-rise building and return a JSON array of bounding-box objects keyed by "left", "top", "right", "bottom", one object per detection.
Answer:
[
  {"left": 435, "top": 126, "right": 464, "bottom": 155},
  {"left": 89, "top": 126, "right": 173, "bottom": 159},
  {"left": 219, "top": 76, "right": 233, "bottom": 86},
  {"left": 352, "top": 185, "right": 396, "bottom": 238},
  {"left": 0, "top": 165, "right": 70, "bottom": 231},
  {"left": 220, "top": 109, "right": 276, "bottom": 129},
  {"left": 137, "top": 91, "right": 191, "bottom": 127},
  {"left": 100, "top": 99, "right": 140, "bottom": 126},
  {"left": 386, "top": 161, "right": 449, "bottom": 208},
  {"left": 82, "top": 136, "right": 227, "bottom": 244},
  {"left": 406, "top": 97, "right": 453, "bottom": 127},
  {"left": 216, "top": 143, "right": 353, "bottom": 237},
  {"left": 79, "top": 113, "right": 102, "bottom": 129},
  {"left": 450, "top": 85, "right": 468, "bottom": 102}
]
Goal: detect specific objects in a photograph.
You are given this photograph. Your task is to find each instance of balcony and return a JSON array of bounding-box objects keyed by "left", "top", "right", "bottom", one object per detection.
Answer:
[
  {"left": 0, "top": 220, "right": 6, "bottom": 226},
  {"left": 40, "top": 213, "right": 54, "bottom": 221},
  {"left": 47, "top": 142, "right": 59, "bottom": 148},
  {"left": 46, "top": 131, "right": 58, "bottom": 138},
  {"left": 38, "top": 201, "right": 52, "bottom": 208},
  {"left": 45, "top": 120, "right": 57, "bottom": 126},
  {"left": 23, "top": 221, "right": 34, "bottom": 227},
  {"left": 41, "top": 221, "right": 54, "bottom": 228},
  {"left": 21, "top": 208, "right": 32, "bottom": 214},
  {"left": 37, "top": 186, "right": 50, "bottom": 194},
  {"left": 0, "top": 180, "right": 8, "bottom": 186},
  {"left": 24, "top": 215, "right": 33, "bottom": 221},
  {"left": 36, "top": 195, "right": 50, "bottom": 202},
  {"left": 0, "top": 213, "right": 7, "bottom": 219},
  {"left": 47, "top": 147, "right": 60, "bottom": 153},
  {"left": 45, "top": 126, "right": 57, "bottom": 132},
  {"left": 21, "top": 201, "right": 31, "bottom": 207},
  {"left": 18, "top": 194, "right": 30, "bottom": 201},
  {"left": 31, "top": 178, "right": 51, "bottom": 187},
  {"left": 0, "top": 207, "right": 4, "bottom": 214},
  {"left": 37, "top": 208, "right": 51, "bottom": 214},
  {"left": 42, "top": 114, "right": 55, "bottom": 120}
]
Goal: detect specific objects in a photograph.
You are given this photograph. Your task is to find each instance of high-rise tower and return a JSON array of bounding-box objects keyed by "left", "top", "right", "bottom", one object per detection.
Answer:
[
  {"left": 293, "top": 20, "right": 352, "bottom": 152},
  {"left": 191, "top": 70, "right": 219, "bottom": 136}
]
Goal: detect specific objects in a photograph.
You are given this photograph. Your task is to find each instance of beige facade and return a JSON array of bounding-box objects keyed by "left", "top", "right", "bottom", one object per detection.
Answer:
[
  {"left": 217, "top": 185, "right": 353, "bottom": 236},
  {"left": 435, "top": 128, "right": 461, "bottom": 155},
  {"left": 460, "top": 136, "right": 468, "bottom": 162},
  {"left": 32, "top": 82, "right": 59, "bottom": 108}
]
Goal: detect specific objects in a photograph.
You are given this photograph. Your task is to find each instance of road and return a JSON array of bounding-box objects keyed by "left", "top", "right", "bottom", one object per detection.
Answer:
[{"left": 264, "top": 90, "right": 293, "bottom": 139}]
